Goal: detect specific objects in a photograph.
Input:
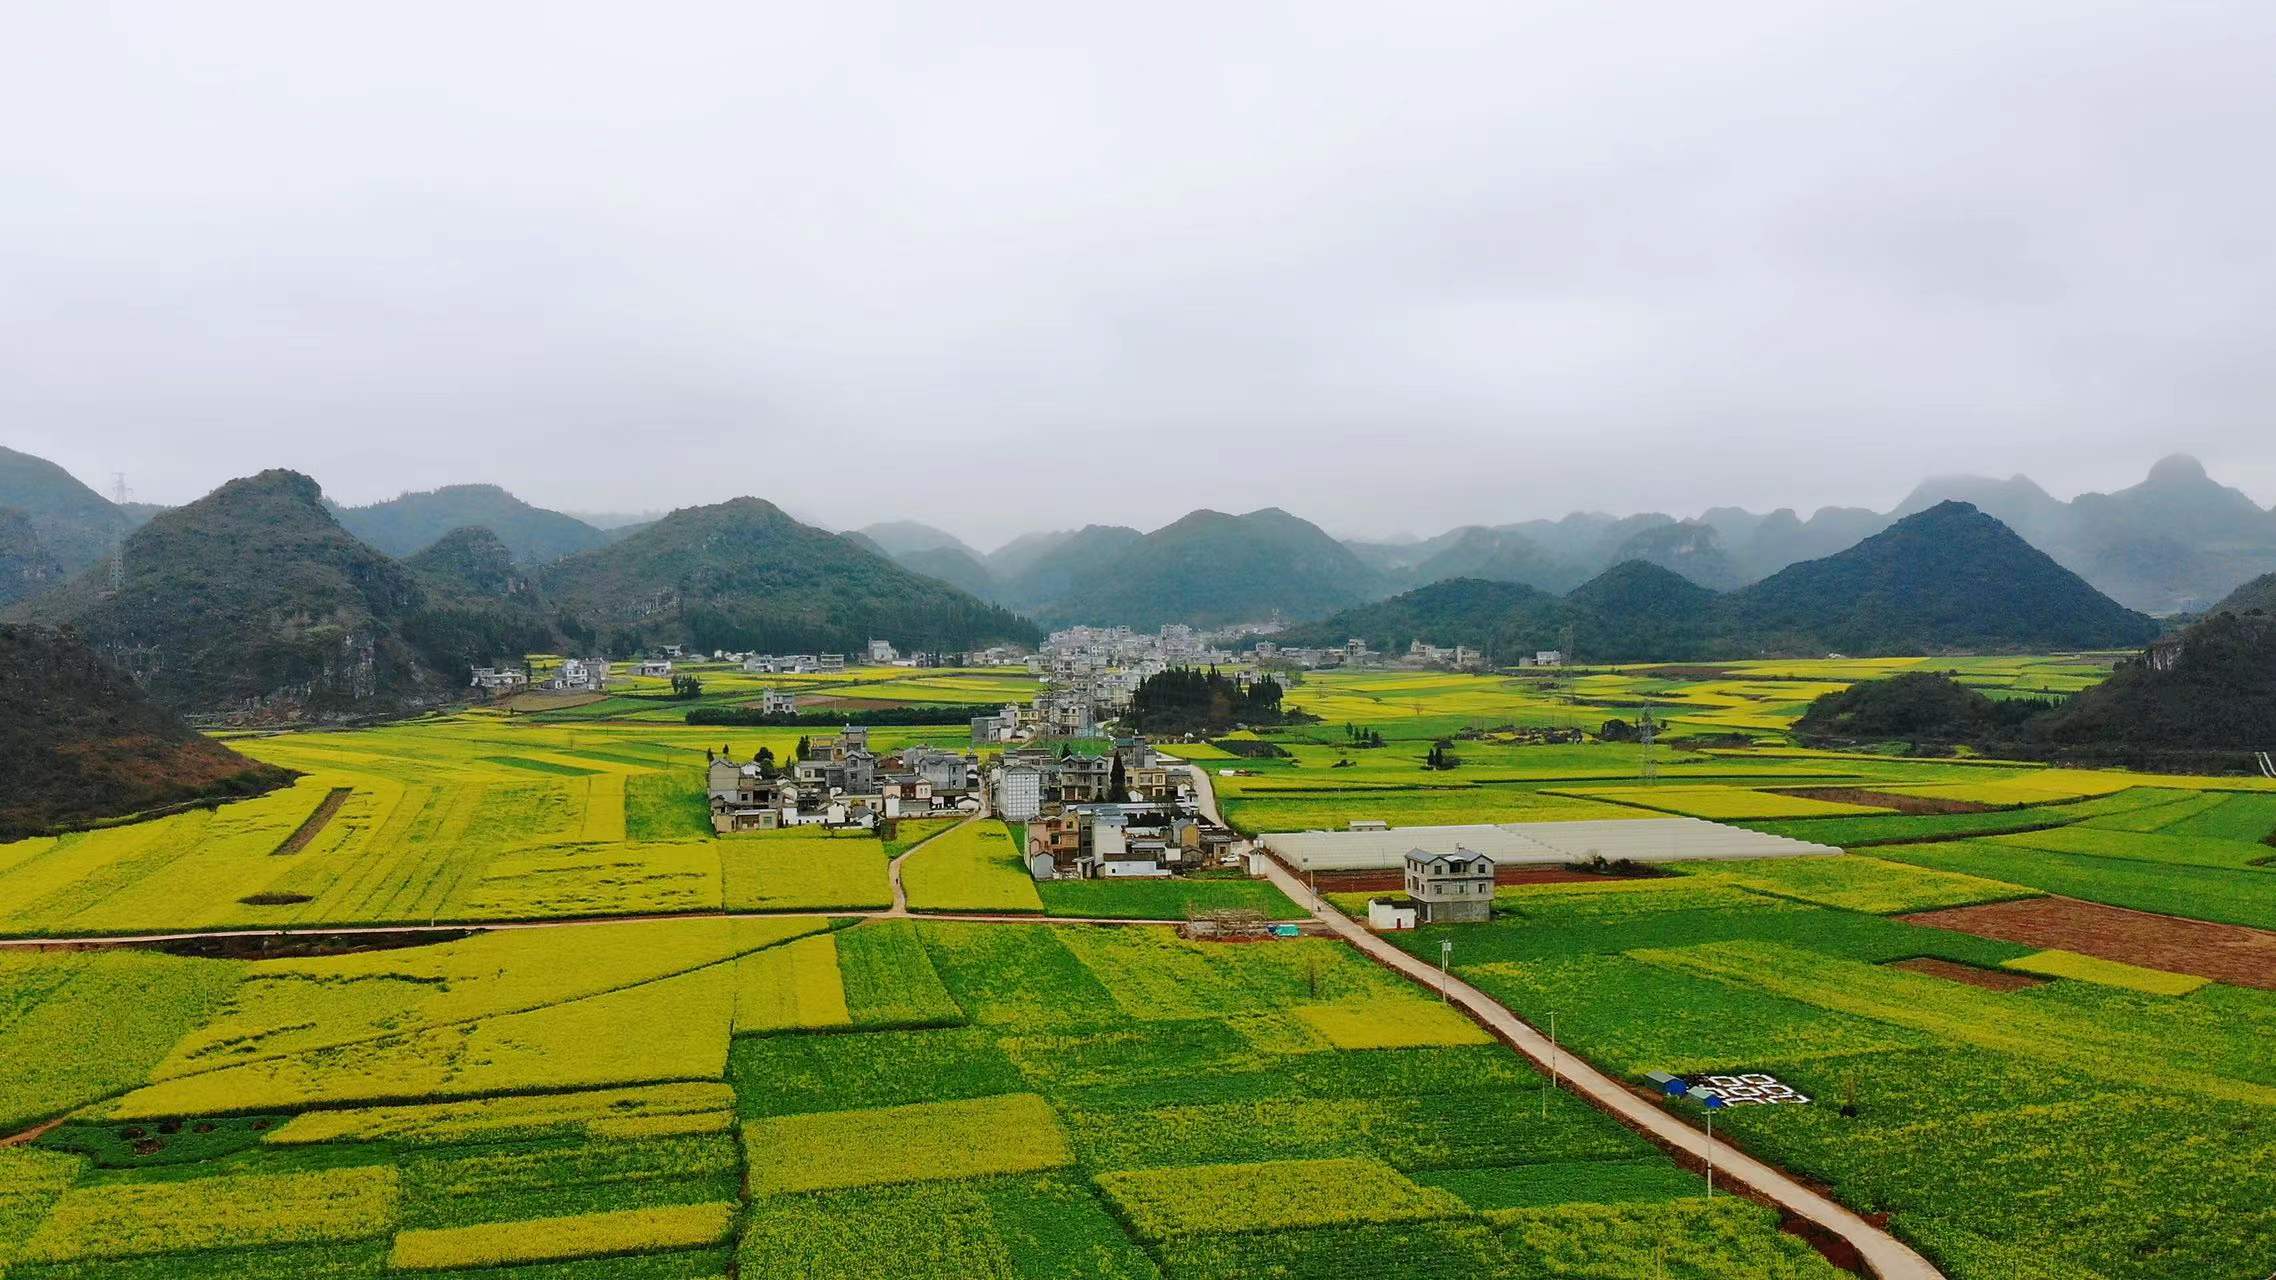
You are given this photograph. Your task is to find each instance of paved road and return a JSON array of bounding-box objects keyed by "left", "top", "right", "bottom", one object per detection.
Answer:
[{"left": 1254, "top": 850, "right": 1943, "bottom": 1280}]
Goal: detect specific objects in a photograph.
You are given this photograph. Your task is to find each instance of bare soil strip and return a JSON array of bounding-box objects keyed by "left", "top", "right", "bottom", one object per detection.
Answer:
[
  {"left": 1901, "top": 897, "right": 2276, "bottom": 991},
  {"left": 1777, "top": 787, "right": 1996, "bottom": 815},
  {"left": 272, "top": 786, "right": 353, "bottom": 855},
  {"left": 1886, "top": 956, "right": 2046, "bottom": 991},
  {"left": 0, "top": 1115, "right": 68, "bottom": 1148}
]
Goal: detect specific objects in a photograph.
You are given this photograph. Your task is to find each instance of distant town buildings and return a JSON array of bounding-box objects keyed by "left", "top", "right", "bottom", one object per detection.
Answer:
[{"left": 469, "top": 666, "right": 527, "bottom": 690}]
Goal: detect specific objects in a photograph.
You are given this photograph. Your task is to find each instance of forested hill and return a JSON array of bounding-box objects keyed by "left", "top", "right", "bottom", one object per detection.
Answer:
[
  {"left": 401, "top": 526, "right": 572, "bottom": 675},
  {"left": 1266, "top": 578, "right": 1558, "bottom": 653},
  {"left": 1723, "top": 500, "right": 2162, "bottom": 654},
  {"left": 6, "top": 470, "right": 458, "bottom": 719},
  {"left": 1042, "top": 508, "right": 1389, "bottom": 628},
  {"left": 0, "top": 508, "right": 66, "bottom": 607},
  {"left": 1262, "top": 504, "right": 2159, "bottom": 663},
  {"left": 332, "top": 484, "right": 609, "bottom": 565},
  {"left": 990, "top": 524, "right": 1143, "bottom": 614},
  {"left": 0, "top": 624, "right": 293, "bottom": 837},
  {"left": 887, "top": 545, "right": 999, "bottom": 600},
  {"left": 2028, "top": 610, "right": 2276, "bottom": 759},
  {"left": 0, "top": 444, "right": 134, "bottom": 584},
  {"left": 1788, "top": 610, "right": 2276, "bottom": 769},
  {"left": 2212, "top": 571, "right": 2276, "bottom": 617},
  {"left": 538, "top": 497, "right": 1040, "bottom": 654}
]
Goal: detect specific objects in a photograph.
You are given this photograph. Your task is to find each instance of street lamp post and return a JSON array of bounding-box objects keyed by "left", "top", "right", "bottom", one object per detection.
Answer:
[{"left": 1438, "top": 939, "right": 1452, "bottom": 1003}]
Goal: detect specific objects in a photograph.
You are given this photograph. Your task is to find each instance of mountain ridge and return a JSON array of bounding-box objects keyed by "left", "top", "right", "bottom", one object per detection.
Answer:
[{"left": 1271, "top": 503, "right": 2158, "bottom": 662}]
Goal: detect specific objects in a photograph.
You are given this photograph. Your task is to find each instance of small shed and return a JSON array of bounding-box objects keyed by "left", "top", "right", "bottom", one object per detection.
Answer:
[{"left": 1367, "top": 897, "right": 1420, "bottom": 930}]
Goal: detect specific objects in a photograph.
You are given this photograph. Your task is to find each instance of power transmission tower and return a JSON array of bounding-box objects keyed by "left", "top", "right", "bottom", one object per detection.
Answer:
[{"left": 108, "top": 473, "right": 130, "bottom": 595}]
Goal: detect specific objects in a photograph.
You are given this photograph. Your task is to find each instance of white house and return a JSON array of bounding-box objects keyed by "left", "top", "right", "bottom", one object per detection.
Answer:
[
  {"left": 1367, "top": 898, "right": 1420, "bottom": 930},
  {"left": 637, "top": 659, "right": 674, "bottom": 678},
  {"left": 550, "top": 658, "right": 609, "bottom": 691},
  {"left": 996, "top": 764, "right": 1045, "bottom": 822},
  {"left": 761, "top": 689, "right": 796, "bottom": 715},
  {"left": 1403, "top": 848, "right": 1497, "bottom": 924}
]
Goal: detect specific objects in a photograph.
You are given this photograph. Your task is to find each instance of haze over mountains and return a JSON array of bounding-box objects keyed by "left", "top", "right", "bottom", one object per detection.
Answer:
[
  {"left": 4, "top": 441, "right": 2273, "bottom": 721},
  {"left": 851, "top": 454, "right": 2276, "bottom": 621},
  {"left": 1278, "top": 503, "right": 2163, "bottom": 663},
  {"left": 0, "top": 457, "right": 1035, "bottom": 720}
]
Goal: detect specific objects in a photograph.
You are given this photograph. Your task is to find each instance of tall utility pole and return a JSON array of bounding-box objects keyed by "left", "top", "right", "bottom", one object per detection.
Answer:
[
  {"left": 1639, "top": 699, "right": 1658, "bottom": 785},
  {"left": 107, "top": 473, "right": 130, "bottom": 595}
]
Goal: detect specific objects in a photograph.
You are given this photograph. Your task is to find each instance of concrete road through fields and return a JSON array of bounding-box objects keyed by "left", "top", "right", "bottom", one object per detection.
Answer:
[{"left": 1253, "top": 845, "right": 1945, "bottom": 1280}]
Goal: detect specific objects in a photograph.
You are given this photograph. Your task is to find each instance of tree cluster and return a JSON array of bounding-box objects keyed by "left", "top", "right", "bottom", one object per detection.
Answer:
[{"left": 1122, "top": 666, "right": 1299, "bottom": 736}]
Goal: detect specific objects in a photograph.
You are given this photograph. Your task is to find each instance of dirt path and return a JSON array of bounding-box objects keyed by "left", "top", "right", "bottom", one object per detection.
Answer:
[
  {"left": 272, "top": 786, "right": 353, "bottom": 855},
  {"left": 0, "top": 1115, "right": 67, "bottom": 1148},
  {"left": 885, "top": 814, "right": 978, "bottom": 916},
  {"left": 1250, "top": 810, "right": 1944, "bottom": 1280}
]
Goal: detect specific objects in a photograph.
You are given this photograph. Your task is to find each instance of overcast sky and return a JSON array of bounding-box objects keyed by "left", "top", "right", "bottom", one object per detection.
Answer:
[{"left": 6, "top": 2, "right": 2275, "bottom": 545}]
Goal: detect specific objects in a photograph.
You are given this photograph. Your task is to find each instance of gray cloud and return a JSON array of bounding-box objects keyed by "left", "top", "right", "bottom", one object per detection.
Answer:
[{"left": 5, "top": 0, "right": 2274, "bottom": 546}]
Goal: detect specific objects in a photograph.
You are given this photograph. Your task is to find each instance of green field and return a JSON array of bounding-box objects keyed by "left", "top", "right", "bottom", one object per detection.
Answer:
[
  {"left": 1362, "top": 857, "right": 2276, "bottom": 1279},
  {"left": 0, "top": 914, "right": 1846, "bottom": 1278},
  {"left": 6, "top": 653, "right": 2276, "bottom": 1278}
]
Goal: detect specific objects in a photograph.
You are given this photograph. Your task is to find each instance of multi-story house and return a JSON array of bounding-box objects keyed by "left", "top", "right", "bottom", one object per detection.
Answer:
[
  {"left": 996, "top": 763, "right": 1045, "bottom": 822},
  {"left": 1401, "top": 848, "right": 1497, "bottom": 924}
]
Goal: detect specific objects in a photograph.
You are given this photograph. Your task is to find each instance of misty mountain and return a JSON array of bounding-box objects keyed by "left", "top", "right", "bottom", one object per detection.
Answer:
[
  {"left": 6, "top": 470, "right": 457, "bottom": 719},
  {"left": 1605, "top": 520, "right": 1744, "bottom": 590},
  {"left": 1272, "top": 504, "right": 2156, "bottom": 662},
  {"left": 1888, "top": 455, "right": 2276, "bottom": 612},
  {"left": 1401, "top": 527, "right": 1590, "bottom": 594},
  {"left": 985, "top": 529, "right": 1081, "bottom": 582},
  {"left": 0, "top": 624, "right": 295, "bottom": 838},
  {"left": 2213, "top": 572, "right": 2276, "bottom": 617},
  {"left": 1317, "top": 455, "right": 2276, "bottom": 614},
  {"left": 1697, "top": 505, "right": 1889, "bottom": 582},
  {"left": 332, "top": 484, "right": 609, "bottom": 566},
  {"left": 0, "top": 444, "right": 132, "bottom": 582},
  {"left": 856, "top": 520, "right": 983, "bottom": 561},
  {"left": 889, "top": 545, "right": 999, "bottom": 600},
  {"left": 1044, "top": 508, "right": 1389, "bottom": 629},
  {"left": 992, "top": 524, "right": 1145, "bottom": 616},
  {"left": 538, "top": 497, "right": 1039, "bottom": 654}
]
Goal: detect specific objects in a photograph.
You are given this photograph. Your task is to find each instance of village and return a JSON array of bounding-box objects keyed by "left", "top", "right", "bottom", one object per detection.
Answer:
[{"left": 483, "top": 624, "right": 1577, "bottom": 908}]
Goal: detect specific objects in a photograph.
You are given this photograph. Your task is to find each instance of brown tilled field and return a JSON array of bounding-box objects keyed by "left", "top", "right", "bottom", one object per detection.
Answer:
[
  {"left": 1902, "top": 896, "right": 2276, "bottom": 991},
  {"left": 1886, "top": 956, "right": 2047, "bottom": 991},
  {"left": 1777, "top": 787, "right": 1995, "bottom": 815}
]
